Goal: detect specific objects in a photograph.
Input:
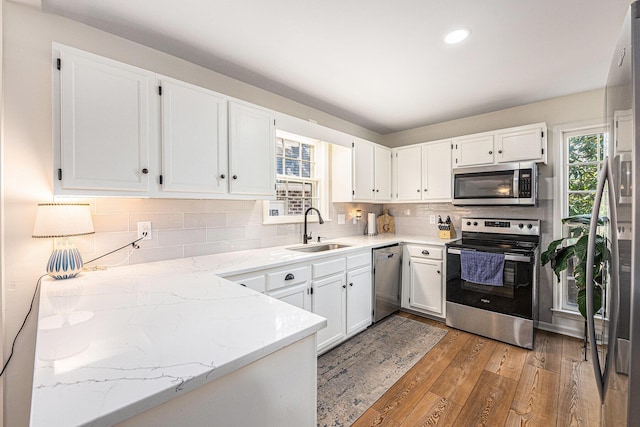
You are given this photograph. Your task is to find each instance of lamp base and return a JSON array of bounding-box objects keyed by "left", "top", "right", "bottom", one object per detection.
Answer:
[{"left": 47, "top": 238, "right": 84, "bottom": 280}]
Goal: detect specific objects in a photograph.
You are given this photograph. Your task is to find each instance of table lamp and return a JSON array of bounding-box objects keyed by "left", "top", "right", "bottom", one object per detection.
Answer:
[{"left": 32, "top": 203, "right": 95, "bottom": 279}]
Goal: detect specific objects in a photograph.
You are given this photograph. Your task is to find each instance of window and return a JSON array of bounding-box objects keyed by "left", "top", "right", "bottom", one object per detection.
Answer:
[
  {"left": 264, "top": 131, "right": 328, "bottom": 224},
  {"left": 554, "top": 124, "right": 607, "bottom": 313}
]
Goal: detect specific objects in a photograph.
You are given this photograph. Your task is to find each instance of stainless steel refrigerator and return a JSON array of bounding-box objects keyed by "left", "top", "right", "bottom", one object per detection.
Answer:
[{"left": 586, "top": 3, "right": 640, "bottom": 424}]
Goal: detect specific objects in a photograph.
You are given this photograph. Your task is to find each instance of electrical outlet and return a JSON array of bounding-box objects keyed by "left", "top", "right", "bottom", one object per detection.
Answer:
[
  {"left": 429, "top": 215, "right": 436, "bottom": 224},
  {"left": 137, "top": 221, "right": 152, "bottom": 240}
]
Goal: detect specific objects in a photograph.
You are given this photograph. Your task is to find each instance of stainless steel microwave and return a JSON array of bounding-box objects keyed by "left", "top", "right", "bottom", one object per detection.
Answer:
[{"left": 452, "top": 162, "right": 537, "bottom": 206}]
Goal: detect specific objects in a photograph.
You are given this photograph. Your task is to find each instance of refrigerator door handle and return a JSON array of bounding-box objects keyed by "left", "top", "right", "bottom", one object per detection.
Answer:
[{"left": 586, "top": 156, "right": 621, "bottom": 403}]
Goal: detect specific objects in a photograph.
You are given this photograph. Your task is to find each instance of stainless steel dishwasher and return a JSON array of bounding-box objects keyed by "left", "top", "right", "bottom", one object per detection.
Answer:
[{"left": 372, "top": 244, "right": 402, "bottom": 322}]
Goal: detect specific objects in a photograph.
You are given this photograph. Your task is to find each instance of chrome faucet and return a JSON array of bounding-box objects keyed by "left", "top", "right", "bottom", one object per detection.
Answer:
[{"left": 303, "top": 207, "right": 324, "bottom": 244}]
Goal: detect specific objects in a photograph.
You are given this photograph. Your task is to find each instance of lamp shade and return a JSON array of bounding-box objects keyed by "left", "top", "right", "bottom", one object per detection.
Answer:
[{"left": 32, "top": 203, "right": 95, "bottom": 238}]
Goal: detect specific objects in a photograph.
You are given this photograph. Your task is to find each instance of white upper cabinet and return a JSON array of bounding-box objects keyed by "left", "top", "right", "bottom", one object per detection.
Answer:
[
  {"left": 453, "top": 133, "right": 495, "bottom": 167},
  {"left": 392, "top": 140, "right": 452, "bottom": 202},
  {"left": 56, "top": 46, "right": 155, "bottom": 194},
  {"left": 228, "top": 101, "right": 276, "bottom": 197},
  {"left": 374, "top": 145, "right": 392, "bottom": 201},
  {"left": 422, "top": 140, "right": 453, "bottom": 201},
  {"left": 159, "top": 77, "right": 228, "bottom": 195},
  {"left": 394, "top": 145, "right": 422, "bottom": 201},
  {"left": 352, "top": 139, "right": 391, "bottom": 202},
  {"left": 453, "top": 123, "right": 547, "bottom": 167},
  {"left": 495, "top": 123, "right": 547, "bottom": 163}
]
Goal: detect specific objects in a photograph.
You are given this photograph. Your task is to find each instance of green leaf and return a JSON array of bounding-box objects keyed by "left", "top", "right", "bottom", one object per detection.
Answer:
[{"left": 576, "top": 286, "right": 602, "bottom": 319}]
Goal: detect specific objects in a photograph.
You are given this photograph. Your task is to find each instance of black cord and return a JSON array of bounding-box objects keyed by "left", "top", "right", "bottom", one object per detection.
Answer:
[
  {"left": 84, "top": 233, "right": 146, "bottom": 265},
  {"left": 0, "top": 274, "right": 45, "bottom": 377}
]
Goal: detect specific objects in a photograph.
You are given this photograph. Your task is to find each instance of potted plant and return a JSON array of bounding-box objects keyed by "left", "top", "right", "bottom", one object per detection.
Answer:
[{"left": 541, "top": 214, "right": 610, "bottom": 319}]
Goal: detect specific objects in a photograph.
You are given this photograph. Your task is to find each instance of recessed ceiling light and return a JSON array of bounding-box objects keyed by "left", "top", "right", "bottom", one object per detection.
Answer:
[{"left": 444, "top": 28, "right": 470, "bottom": 44}]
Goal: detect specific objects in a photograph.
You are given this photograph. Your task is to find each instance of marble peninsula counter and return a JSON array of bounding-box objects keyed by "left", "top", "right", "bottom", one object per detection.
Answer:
[{"left": 30, "top": 233, "right": 456, "bottom": 426}]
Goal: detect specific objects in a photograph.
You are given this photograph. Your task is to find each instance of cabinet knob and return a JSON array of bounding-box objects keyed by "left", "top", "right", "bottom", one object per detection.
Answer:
[
  {"left": 342, "top": 284, "right": 347, "bottom": 289},
  {"left": 376, "top": 189, "right": 379, "bottom": 192},
  {"left": 349, "top": 282, "right": 354, "bottom": 287},
  {"left": 233, "top": 175, "right": 238, "bottom": 180},
  {"left": 417, "top": 189, "right": 420, "bottom": 193},
  {"left": 489, "top": 151, "right": 493, "bottom": 155},
  {"left": 421, "top": 250, "right": 430, "bottom": 255},
  {"left": 437, "top": 270, "right": 441, "bottom": 274},
  {"left": 141, "top": 168, "right": 149, "bottom": 174},
  {"left": 239, "top": 283, "right": 247, "bottom": 287},
  {"left": 284, "top": 273, "right": 295, "bottom": 281},
  {"left": 498, "top": 150, "right": 503, "bottom": 154},
  {"left": 220, "top": 174, "right": 226, "bottom": 179},
  {"left": 424, "top": 189, "right": 427, "bottom": 192}
]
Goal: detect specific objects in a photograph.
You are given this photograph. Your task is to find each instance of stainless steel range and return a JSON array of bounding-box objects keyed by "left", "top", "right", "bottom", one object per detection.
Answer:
[{"left": 445, "top": 217, "right": 540, "bottom": 349}]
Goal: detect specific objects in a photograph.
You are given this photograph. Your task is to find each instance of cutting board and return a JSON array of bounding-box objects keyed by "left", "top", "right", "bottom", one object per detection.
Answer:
[{"left": 377, "top": 209, "right": 395, "bottom": 233}]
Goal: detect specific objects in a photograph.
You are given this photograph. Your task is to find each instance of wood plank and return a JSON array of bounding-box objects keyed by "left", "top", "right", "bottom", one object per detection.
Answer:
[
  {"left": 505, "top": 363, "right": 559, "bottom": 426},
  {"left": 351, "top": 408, "right": 400, "bottom": 427},
  {"left": 557, "top": 355, "right": 600, "bottom": 426},
  {"left": 452, "top": 370, "right": 518, "bottom": 426},
  {"left": 486, "top": 342, "right": 528, "bottom": 381},
  {"left": 429, "top": 335, "right": 498, "bottom": 406},
  {"left": 398, "top": 392, "right": 462, "bottom": 427},
  {"left": 370, "top": 329, "right": 471, "bottom": 424},
  {"left": 562, "top": 334, "right": 588, "bottom": 362},
  {"left": 526, "top": 330, "right": 563, "bottom": 374}
]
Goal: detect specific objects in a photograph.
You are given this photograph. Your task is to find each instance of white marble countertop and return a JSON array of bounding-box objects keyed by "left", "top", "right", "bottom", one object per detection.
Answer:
[{"left": 30, "top": 233, "right": 456, "bottom": 427}]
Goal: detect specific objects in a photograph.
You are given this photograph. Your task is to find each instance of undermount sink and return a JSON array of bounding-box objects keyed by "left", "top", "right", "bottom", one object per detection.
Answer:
[{"left": 286, "top": 243, "right": 351, "bottom": 253}]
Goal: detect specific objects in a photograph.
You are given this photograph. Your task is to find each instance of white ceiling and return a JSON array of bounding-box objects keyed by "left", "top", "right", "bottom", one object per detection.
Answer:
[{"left": 41, "top": 0, "right": 632, "bottom": 134}]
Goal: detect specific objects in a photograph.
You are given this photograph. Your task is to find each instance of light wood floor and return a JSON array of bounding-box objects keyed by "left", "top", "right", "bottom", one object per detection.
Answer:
[{"left": 351, "top": 312, "right": 601, "bottom": 427}]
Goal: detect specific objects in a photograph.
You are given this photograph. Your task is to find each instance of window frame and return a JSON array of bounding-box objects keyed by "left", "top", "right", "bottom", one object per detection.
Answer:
[
  {"left": 263, "top": 130, "right": 329, "bottom": 225},
  {"left": 552, "top": 120, "right": 608, "bottom": 314}
]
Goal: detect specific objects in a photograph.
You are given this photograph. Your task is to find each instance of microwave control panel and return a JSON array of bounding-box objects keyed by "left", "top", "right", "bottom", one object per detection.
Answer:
[{"left": 518, "top": 169, "right": 533, "bottom": 198}]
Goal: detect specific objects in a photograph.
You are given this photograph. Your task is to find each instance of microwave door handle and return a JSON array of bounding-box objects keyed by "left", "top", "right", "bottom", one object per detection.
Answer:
[{"left": 513, "top": 170, "right": 519, "bottom": 198}]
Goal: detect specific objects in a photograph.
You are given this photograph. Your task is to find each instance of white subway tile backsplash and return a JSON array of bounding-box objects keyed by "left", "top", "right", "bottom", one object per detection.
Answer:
[
  {"left": 206, "top": 226, "right": 245, "bottom": 242},
  {"left": 157, "top": 228, "right": 206, "bottom": 246},
  {"left": 184, "top": 212, "right": 226, "bottom": 228},
  {"left": 129, "top": 213, "right": 184, "bottom": 230},
  {"left": 91, "top": 213, "right": 129, "bottom": 233}
]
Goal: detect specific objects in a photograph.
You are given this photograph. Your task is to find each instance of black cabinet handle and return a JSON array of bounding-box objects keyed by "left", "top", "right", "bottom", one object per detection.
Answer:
[
  {"left": 284, "top": 273, "right": 295, "bottom": 281},
  {"left": 376, "top": 189, "right": 379, "bottom": 192},
  {"left": 437, "top": 270, "right": 441, "bottom": 274},
  {"left": 498, "top": 150, "right": 503, "bottom": 154},
  {"left": 417, "top": 189, "right": 420, "bottom": 193},
  {"left": 233, "top": 175, "right": 238, "bottom": 180},
  {"left": 240, "top": 283, "right": 247, "bottom": 287},
  {"left": 489, "top": 151, "right": 493, "bottom": 155},
  {"left": 422, "top": 250, "right": 430, "bottom": 255},
  {"left": 220, "top": 174, "right": 226, "bottom": 179},
  {"left": 342, "top": 284, "right": 347, "bottom": 289},
  {"left": 349, "top": 282, "right": 353, "bottom": 287},
  {"left": 142, "top": 168, "right": 149, "bottom": 174},
  {"left": 424, "top": 189, "right": 427, "bottom": 192}
]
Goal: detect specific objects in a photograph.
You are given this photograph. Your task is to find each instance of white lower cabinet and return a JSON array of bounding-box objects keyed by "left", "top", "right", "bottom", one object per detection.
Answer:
[
  {"left": 402, "top": 244, "right": 445, "bottom": 319},
  {"left": 225, "top": 249, "right": 372, "bottom": 354},
  {"left": 313, "top": 274, "right": 347, "bottom": 352},
  {"left": 346, "top": 266, "right": 373, "bottom": 335}
]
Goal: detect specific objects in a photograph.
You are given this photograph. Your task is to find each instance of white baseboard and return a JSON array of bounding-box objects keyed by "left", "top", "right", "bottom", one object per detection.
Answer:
[{"left": 536, "top": 319, "right": 584, "bottom": 339}]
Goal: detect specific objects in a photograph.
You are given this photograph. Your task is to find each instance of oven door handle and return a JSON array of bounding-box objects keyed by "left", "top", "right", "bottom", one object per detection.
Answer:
[{"left": 447, "top": 247, "right": 532, "bottom": 263}]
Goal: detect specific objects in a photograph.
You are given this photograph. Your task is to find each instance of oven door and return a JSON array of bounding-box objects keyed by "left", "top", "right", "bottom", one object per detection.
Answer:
[{"left": 446, "top": 247, "right": 536, "bottom": 320}]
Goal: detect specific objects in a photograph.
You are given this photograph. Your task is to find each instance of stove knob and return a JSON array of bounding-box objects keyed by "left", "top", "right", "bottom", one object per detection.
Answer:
[
  {"left": 466, "top": 221, "right": 471, "bottom": 226},
  {"left": 527, "top": 223, "right": 533, "bottom": 229},
  {"left": 518, "top": 223, "right": 524, "bottom": 229},
  {"left": 473, "top": 221, "right": 478, "bottom": 226}
]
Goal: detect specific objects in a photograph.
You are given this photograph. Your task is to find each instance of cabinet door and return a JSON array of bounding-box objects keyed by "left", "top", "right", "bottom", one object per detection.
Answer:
[
  {"left": 160, "top": 78, "right": 228, "bottom": 194},
  {"left": 58, "top": 49, "right": 154, "bottom": 193},
  {"left": 228, "top": 102, "right": 276, "bottom": 196},
  {"left": 495, "top": 125, "right": 545, "bottom": 163},
  {"left": 423, "top": 140, "right": 452, "bottom": 200},
  {"left": 374, "top": 145, "right": 392, "bottom": 201},
  {"left": 352, "top": 139, "right": 375, "bottom": 201},
  {"left": 269, "top": 282, "right": 311, "bottom": 311},
  {"left": 313, "top": 274, "right": 347, "bottom": 352},
  {"left": 409, "top": 258, "right": 443, "bottom": 316},
  {"left": 346, "top": 266, "right": 372, "bottom": 335},
  {"left": 394, "top": 146, "right": 422, "bottom": 201},
  {"left": 453, "top": 134, "right": 494, "bottom": 167}
]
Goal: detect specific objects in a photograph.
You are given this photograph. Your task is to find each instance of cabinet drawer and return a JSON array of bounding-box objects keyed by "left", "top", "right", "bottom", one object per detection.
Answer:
[
  {"left": 313, "top": 257, "right": 346, "bottom": 279},
  {"left": 406, "top": 245, "right": 443, "bottom": 260},
  {"left": 227, "top": 274, "right": 266, "bottom": 293},
  {"left": 347, "top": 252, "right": 371, "bottom": 270},
  {"left": 267, "top": 266, "right": 309, "bottom": 291}
]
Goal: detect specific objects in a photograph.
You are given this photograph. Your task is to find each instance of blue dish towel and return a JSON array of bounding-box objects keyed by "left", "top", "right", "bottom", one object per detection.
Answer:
[{"left": 460, "top": 250, "right": 505, "bottom": 286}]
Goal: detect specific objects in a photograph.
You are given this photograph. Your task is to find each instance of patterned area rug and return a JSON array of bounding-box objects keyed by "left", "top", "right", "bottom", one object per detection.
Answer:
[{"left": 317, "top": 315, "right": 447, "bottom": 427}]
